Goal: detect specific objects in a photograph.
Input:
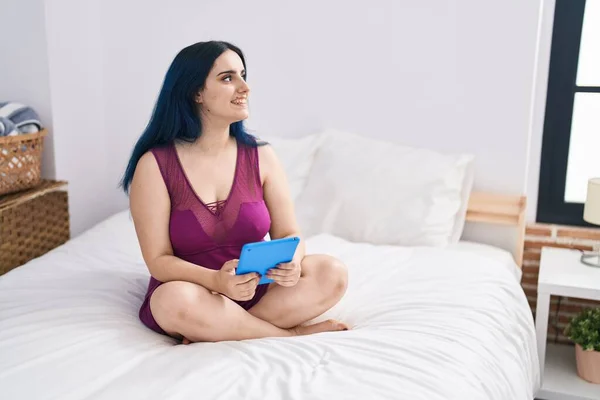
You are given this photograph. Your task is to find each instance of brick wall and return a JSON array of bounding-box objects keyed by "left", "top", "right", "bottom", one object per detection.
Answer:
[{"left": 522, "top": 224, "right": 600, "bottom": 344}]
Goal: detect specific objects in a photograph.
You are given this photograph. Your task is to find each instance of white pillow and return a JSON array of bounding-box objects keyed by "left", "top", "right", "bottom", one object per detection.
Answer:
[
  {"left": 452, "top": 153, "right": 475, "bottom": 243},
  {"left": 295, "top": 129, "right": 474, "bottom": 247},
  {"left": 256, "top": 133, "right": 322, "bottom": 201}
]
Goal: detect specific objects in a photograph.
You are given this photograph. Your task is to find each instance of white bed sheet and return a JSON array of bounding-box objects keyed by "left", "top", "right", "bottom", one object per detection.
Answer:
[
  {"left": 0, "top": 210, "right": 539, "bottom": 400},
  {"left": 449, "top": 240, "right": 522, "bottom": 282}
]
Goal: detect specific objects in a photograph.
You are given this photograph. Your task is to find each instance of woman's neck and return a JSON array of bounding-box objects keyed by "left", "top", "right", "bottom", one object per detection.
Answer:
[{"left": 193, "top": 120, "right": 232, "bottom": 155}]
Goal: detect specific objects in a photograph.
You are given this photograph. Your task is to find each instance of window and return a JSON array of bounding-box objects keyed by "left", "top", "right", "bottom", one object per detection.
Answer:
[{"left": 537, "top": 0, "right": 600, "bottom": 226}]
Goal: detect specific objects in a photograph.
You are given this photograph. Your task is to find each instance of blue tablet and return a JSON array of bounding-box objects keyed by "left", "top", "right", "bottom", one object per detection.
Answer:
[{"left": 236, "top": 237, "right": 300, "bottom": 285}]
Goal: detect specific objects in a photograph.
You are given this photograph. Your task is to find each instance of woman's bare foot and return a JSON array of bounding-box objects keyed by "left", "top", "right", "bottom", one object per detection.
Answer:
[
  {"left": 289, "top": 319, "right": 349, "bottom": 336},
  {"left": 177, "top": 320, "right": 348, "bottom": 343}
]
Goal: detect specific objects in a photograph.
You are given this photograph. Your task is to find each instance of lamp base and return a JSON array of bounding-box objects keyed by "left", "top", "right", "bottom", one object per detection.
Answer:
[{"left": 580, "top": 251, "right": 600, "bottom": 268}]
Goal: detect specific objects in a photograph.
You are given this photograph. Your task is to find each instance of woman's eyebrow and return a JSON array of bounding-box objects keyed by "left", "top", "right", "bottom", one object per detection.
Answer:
[{"left": 217, "top": 69, "right": 245, "bottom": 76}]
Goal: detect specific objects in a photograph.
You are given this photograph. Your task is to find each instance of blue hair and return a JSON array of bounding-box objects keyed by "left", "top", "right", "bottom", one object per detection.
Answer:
[{"left": 119, "top": 41, "right": 261, "bottom": 194}]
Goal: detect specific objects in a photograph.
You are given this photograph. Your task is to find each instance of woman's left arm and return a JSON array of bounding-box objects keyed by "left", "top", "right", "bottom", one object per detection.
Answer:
[{"left": 259, "top": 144, "right": 306, "bottom": 282}]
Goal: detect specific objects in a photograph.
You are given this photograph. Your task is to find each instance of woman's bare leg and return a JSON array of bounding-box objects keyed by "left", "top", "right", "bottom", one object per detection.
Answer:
[
  {"left": 149, "top": 280, "right": 346, "bottom": 343},
  {"left": 248, "top": 255, "right": 348, "bottom": 329}
]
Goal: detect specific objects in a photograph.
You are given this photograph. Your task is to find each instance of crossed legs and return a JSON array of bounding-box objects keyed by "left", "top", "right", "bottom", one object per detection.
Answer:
[{"left": 148, "top": 255, "right": 348, "bottom": 343}]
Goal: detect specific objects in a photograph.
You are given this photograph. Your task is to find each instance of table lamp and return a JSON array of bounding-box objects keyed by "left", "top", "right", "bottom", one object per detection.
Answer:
[{"left": 581, "top": 177, "right": 600, "bottom": 267}]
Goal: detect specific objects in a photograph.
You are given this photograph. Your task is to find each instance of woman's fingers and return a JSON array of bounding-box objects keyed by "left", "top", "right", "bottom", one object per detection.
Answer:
[
  {"left": 235, "top": 272, "right": 259, "bottom": 284},
  {"left": 237, "top": 276, "right": 259, "bottom": 289},
  {"left": 267, "top": 268, "right": 295, "bottom": 278},
  {"left": 276, "top": 262, "right": 295, "bottom": 270},
  {"left": 268, "top": 274, "right": 296, "bottom": 285},
  {"left": 273, "top": 280, "right": 296, "bottom": 287},
  {"left": 233, "top": 277, "right": 260, "bottom": 300},
  {"left": 238, "top": 290, "right": 255, "bottom": 301}
]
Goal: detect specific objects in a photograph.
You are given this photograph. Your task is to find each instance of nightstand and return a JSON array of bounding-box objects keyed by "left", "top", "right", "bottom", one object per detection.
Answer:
[
  {"left": 535, "top": 246, "right": 600, "bottom": 400},
  {"left": 0, "top": 180, "right": 69, "bottom": 276}
]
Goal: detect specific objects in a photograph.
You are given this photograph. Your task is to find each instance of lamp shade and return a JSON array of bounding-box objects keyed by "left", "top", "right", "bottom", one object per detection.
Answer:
[{"left": 583, "top": 178, "right": 600, "bottom": 225}]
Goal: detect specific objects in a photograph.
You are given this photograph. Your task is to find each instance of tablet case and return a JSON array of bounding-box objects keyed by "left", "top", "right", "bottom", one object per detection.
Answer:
[{"left": 236, "top": 237, "right": 300, "bottom": 285}]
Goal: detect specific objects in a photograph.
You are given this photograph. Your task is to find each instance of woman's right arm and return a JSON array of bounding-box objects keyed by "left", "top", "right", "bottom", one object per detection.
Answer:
[{"left": 129, "top": 152, "right": 222, "bottom": 291}]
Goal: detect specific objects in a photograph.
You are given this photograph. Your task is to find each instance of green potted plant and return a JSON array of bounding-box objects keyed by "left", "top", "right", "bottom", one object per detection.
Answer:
[{"left": 564, "top": 307, "right": 600, "bottom": 384}]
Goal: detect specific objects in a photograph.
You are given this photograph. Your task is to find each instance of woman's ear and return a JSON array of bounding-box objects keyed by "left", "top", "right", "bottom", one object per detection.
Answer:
[{"left": 195, "top": 91, "right": 203, "bottom": 104}]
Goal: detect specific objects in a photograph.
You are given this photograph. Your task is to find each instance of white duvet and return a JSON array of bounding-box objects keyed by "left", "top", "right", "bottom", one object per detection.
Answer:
[{"left": 0, "top": 211, "right": 539, "bottom": 400}]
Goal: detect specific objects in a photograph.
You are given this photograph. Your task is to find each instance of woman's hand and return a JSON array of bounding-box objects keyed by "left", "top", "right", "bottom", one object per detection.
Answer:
[
  {"left": 214, "top": 259, "right": 260, "bottom": 301},
  {"left": 266, "top": 259, "right": 301, "bottom": 287}
]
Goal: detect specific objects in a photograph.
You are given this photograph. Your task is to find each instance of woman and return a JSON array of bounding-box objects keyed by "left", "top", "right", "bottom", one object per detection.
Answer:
[{"left": 120, "top": 41, "right": 349, "bottom": 344}]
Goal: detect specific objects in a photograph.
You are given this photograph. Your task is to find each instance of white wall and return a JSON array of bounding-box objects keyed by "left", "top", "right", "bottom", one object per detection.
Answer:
[
  {"left": 3, "top": 0, "right": 553, "bottom": 239},
  {"left": 102, "top": 0, "right": 544, "bottom": 216},
  {"left": 43, "top": 0, "right": 112, "bottom": 236},
  {"left": 0, "top": 0, "right": 55, "bottom": 179}
]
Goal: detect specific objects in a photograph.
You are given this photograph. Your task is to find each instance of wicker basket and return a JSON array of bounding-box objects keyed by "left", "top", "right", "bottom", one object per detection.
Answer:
[
  {"left": 0, "top": 129, "right": 47, "bottom": 196},
  {"left": 0, "top": 179, "right": 70, "bottom": 275}
]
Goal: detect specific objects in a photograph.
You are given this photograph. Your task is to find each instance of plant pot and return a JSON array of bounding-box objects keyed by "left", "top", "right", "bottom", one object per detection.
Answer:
[{"left": 575, "top": 343, "right": 600, "bottom": 384}]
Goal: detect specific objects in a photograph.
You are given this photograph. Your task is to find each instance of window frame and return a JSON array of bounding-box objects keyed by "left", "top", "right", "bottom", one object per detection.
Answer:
[{"left": 537, "top": 0, "right": 599, "bottom": 227}]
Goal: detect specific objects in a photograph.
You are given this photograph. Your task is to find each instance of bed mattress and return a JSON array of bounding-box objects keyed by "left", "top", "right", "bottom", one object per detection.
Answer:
[{"left": 0, "top": 210, "right": 539, "bottom": 400}]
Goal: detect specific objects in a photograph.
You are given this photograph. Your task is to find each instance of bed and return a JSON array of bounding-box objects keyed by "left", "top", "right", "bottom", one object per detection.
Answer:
[{"left": 0, "top": 130, "right": 540, "bottom": 400}]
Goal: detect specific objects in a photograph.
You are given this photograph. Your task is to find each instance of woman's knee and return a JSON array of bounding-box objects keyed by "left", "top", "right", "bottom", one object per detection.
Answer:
[
  {"left": 319, "top": 257, "right": 348, "bottom": 298},
  {"left": 150, "top": 281, "right": 211, "bottom": 331}
]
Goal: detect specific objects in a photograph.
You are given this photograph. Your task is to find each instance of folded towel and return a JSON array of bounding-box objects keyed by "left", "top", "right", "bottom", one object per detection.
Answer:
[
  {"left": 0, "top": 116, "right": 19, "bottom": 137},
  {"left": 0, "top": 102, "right": 43, "bottom": 135}
]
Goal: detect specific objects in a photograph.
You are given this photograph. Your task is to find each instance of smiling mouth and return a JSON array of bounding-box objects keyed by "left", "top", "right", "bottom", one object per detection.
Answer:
[{"left": 231, "top": 98, "right": 247, "bottom": 105}]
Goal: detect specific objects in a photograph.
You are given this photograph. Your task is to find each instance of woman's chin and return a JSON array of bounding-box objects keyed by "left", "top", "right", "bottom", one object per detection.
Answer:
[{"left": 231, "top": 111, "right": 249, "bottom": 122}]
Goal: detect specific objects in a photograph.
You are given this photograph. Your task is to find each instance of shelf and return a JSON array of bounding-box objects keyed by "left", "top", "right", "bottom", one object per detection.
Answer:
[{"left": 536, "top": 343, "right": 600, "bottom": 400}]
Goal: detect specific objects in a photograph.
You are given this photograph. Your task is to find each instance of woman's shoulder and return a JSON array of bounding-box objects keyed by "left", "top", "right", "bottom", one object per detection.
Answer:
[
  {"left": 140, "top": 142, "right": 175, "bottom": 168},
  {"left": 137, "top": 142, "right": 172, "bottom": 171},
  {"left": 255, "top": 139, "right": 276, "bottom": 160},
  {"left": 239, "top": 134, "right": 273, "bottom": 161},
  {"left": 255, "top": 138, "right": 282, "bottom": 182},
  {"left": 128, "top": 150, "right": 167, "bottom": 197},
  {"left": 136, "top": 150, "right": 161, "bottom": 176}
]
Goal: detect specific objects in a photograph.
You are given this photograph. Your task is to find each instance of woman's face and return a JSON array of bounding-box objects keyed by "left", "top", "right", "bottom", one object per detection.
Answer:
[{"left": 196, "top": 50, "right": 250, "bottom": 123}]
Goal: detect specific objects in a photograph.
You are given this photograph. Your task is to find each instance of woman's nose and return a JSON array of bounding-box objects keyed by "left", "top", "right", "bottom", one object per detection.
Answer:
[{"left": 238, "top": 79, "right": 250, "bottom": 94}]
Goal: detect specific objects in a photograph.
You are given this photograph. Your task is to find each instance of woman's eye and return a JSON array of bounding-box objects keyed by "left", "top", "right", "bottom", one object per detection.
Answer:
[{"left": 223, "top": 74, "right": 246, "bottom": 82}]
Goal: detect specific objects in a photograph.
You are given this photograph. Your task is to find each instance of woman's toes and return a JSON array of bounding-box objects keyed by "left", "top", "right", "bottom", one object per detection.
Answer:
[
  {"left": 335, "top": 321, "right": 350, "bottom": 331},
  {"left": 292, "top": 319, "right": 350, "bottom": 336}
]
